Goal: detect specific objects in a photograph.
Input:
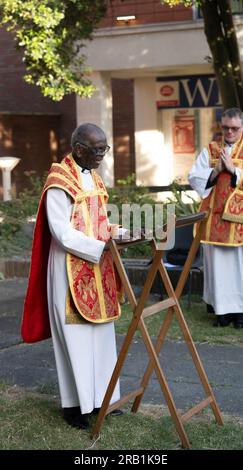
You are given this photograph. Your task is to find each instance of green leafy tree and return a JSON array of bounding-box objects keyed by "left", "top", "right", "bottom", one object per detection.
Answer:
[
  {"left": 1, "top": 1, "right": 242, "bottom": 108},
  {"left": 0, "top": 0, "right": 108, "bottom": 100},
  {"left": 162, "top": 0, "right": 243, "bottom": 109}
]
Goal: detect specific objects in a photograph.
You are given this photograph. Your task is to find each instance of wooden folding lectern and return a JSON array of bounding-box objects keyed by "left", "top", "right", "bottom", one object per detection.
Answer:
[{"left": 91, "top": 212, "right": 223, "bottom": 449}]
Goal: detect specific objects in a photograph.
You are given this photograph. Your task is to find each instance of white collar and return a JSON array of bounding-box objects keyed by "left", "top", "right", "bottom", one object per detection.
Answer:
[
  {"left": 80, "top": 167, "right": 91, "bottom": 174},
  {"left": 224, "top": 141, "right": 234, "bottom": 147}
]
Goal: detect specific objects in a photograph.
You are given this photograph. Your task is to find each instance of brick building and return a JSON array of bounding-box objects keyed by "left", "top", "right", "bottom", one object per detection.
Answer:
[
  {"left": 0, "top": 0, "right": 243, "bottom": 196},
  {"left": 79, "top": 0, "right": 243, "bottom": 191},
  {"left": 0, "top": 27, "right": 76, "bottom": 196}
]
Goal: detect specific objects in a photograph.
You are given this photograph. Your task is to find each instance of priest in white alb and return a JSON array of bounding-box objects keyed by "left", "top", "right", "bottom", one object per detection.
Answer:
[
  {"left": 188, "top": 108, "right": 243, "bottom": 328},
  {"left": 22, "top": 123, "right": 125, "bottom": 429}
]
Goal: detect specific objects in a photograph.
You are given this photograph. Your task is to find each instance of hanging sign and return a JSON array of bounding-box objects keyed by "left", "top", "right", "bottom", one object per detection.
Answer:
[{"left": 156, "top": 75, "right": 221, "bottom": 109}]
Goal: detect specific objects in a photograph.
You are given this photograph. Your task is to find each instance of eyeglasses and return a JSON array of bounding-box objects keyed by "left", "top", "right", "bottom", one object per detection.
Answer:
[
  {"left": 76, "top": 142, "right": 110, "bottom": 155},
  {"left": 221, "top": 125, "right": 242, "bottom": 133}
]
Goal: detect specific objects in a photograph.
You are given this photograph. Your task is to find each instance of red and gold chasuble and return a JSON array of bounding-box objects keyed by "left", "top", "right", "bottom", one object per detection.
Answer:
[
  {"left": 199, "top": 136, "right": 243, "bottom": 246},
  {"left": 45, "top": 154, "right": 121, "bottom": 324},
  {"left": 21, "top": 154, "right": 120, "bottom": 343}
]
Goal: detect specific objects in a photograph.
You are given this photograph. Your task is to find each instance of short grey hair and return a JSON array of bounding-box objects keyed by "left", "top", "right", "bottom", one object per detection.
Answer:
[
  {"left": 222, "top": 108, "right": 243, "bottom": 123},
  {"left": 71, "top": 123, "right": 105, "bottom": 148}
]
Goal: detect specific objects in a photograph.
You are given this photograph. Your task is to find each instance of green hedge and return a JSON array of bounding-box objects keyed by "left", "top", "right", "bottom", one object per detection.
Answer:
[{"left": 0, "top": 174, "right": 199, "bottom": 258}]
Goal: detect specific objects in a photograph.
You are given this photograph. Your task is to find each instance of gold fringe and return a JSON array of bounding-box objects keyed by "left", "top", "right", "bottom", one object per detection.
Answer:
[{"left": 222, "top": 213, "right": 243, "bottom": 223}]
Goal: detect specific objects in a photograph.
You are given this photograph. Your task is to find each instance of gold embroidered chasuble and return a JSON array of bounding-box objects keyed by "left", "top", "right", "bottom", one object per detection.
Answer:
[
  {"left": 44, "top": 154, "right": 121, "bottom": 324},
  {"left": 198, "top": 136, "right": 243, "bottom": 246}
]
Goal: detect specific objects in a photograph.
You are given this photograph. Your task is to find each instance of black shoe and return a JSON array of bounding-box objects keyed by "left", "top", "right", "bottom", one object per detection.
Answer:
[
  {"left": 207, "top": 304, "right": 215, "bottom": 314},
  {"left": 110, "top": 409, "right": 124, "bottom": 417},
  {"left": 92, "top": 407, "right": 124, "bottom": 417},
  {"left": 63, "top": 407, "right": 90, "bottom": 429},
  {"left": 213, "top": 314, "right": 233, "bottom": 327},
  {"left": 234, "top": 314, "right": 243, "bottom": 329}
]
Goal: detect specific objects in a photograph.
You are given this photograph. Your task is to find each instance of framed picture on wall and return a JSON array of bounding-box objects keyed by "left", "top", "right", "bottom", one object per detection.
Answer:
[{"left": 172, "top": 116, "right": 195, "bottom": 154}]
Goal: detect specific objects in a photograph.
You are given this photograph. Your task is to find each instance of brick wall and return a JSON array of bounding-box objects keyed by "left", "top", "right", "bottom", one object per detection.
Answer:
[
  {"left": 0, "top": 114, "right": 61, "bottom": 196},
  {"left": 0, "top": 28, "right": 76, "bottom": 194},
  {"left": 100, "top": 0, "right": 192, "bottom": 28},
  {"left": 112, "top": 79, "right": 135, "bottom": 182}
]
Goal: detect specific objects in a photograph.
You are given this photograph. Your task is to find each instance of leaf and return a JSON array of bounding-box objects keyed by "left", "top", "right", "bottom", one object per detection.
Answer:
[{"left": 0, "top": 0, "right": 108, "bottom": 100}]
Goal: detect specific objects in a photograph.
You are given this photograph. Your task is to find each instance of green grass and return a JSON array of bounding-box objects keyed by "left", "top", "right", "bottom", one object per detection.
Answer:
[
  {"left": 1, "top": 298, "right": 243, "bottom": 451},
  {"left": 0, "top": 384, "right": 243, "bottom": 450},
  {"left": 116, "top": 297, "right": 243, "bottom": 346}
]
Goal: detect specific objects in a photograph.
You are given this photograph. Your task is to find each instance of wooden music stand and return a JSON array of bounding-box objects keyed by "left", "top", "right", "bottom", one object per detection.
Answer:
[{"left": 91, "top": 212, "right": 223, "bottom": 449}]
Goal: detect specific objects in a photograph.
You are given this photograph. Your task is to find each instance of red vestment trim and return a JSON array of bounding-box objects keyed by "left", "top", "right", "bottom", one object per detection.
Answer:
[{"left": 21, "top": 194, "right": 52, "bottom": 342}]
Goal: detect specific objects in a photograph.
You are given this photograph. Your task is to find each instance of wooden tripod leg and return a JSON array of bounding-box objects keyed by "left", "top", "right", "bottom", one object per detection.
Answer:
[
  {"left": 91, "top": 249, "right": 164, "bottom": 438},
  {"left": 132, "top": 243, "right": 180, "bottom": 413},
  {"left": 91, "top": 311, "right": 140, "bottom": 438},
  {"left": 172, "top": 223, "right": 223, "bottom": 424},
  {"left": 172, "top": 301, "right": 223, "bottom": 425},
  {"left": 133, "top": 218, "right": 223, "bottom": 426},
  {"left": 138, "top": 317, "right": 191, "bottom": 449},
  {"left": 132, "top": 306, "right": 174, "bottom": 413},
  {"left": 109, "top": 240, "right": 137, "bottom": 311},
  {"left": 175, "top": 222, "right": 203, "bottom": 299}
]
